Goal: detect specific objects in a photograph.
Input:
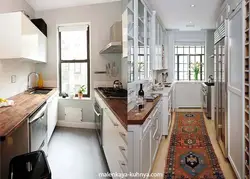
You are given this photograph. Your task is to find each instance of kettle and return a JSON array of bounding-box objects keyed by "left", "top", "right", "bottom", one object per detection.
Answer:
[{"left": 113, "top": 80, "right": 123, "bottom": 89}]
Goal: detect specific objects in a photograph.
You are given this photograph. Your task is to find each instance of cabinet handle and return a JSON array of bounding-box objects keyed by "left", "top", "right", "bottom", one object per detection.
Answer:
[
  {"left": 119, "top": 132, "right": 127, "bottom": 145},
  {"left": 118, "top": 160, "right": 127, "bottom": 174},
  {"left": 118, "top": 146, "right": 128, "bottom": 162},
  {"left": 110, "top": 118, "right": 119, "bottom": 127}
]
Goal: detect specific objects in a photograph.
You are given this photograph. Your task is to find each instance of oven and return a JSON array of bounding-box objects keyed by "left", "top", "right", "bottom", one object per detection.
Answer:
[
  {"left": 93, "top": 99, "right": 103, "bottom": 146},
  {"left": 29, "top": 103, "right": 48, "bottom": 155}
]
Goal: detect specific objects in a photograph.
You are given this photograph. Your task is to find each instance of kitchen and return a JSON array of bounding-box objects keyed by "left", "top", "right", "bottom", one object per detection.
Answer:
[
  {"left": 0, "top": 0, "right": 247, "bottom": 179},
  {"left": 0, "top": 0, "right": 127, "bottom": 179},
  {"left": 125, "top": 0, "right": 244, "bottom": 178}
]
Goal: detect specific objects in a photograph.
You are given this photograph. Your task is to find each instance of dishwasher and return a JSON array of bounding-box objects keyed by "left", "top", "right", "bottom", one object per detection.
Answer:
[{"left": 29, "top": 103, "right": 48, "bottom": 155}]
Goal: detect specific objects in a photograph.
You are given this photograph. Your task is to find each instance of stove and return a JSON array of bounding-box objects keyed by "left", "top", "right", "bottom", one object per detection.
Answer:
[{"left": 97, "top": 87, "right": 127, "bottom": 99}]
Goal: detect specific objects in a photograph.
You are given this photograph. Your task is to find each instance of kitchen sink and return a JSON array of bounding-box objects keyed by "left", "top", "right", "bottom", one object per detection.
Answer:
[
  {"left": 204, "top": 82, "right": 215, "bottom": 86},
  {"left": 29, "top": 89, "right": 53, "bottom": 95}
]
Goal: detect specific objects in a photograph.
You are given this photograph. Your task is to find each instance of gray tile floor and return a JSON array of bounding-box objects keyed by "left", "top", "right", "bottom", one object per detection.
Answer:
[{"left": 47, "top": 127, "right": 110, "bottom": 179}]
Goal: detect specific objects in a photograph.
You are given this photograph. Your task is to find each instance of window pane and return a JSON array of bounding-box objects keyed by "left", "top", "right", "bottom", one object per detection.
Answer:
[
  {"left": 195, "top": 56, "right": 201, "bottom": 62},
  {"left": 179, "top": 72, "right": 184, "bottom": 80},
  {"left": 175, "top": 64, "right": 177, "bottom": 71},
  {"left": 190, "top": 56, "right": 195, "bottom": 63},
  {"left": 179, "top": 64, "right": 184, "bottom": 71},
  {"left": 61, "top": 30, "right": 88, "bottom": 60},
  {"left": 190, "top": 47, "right": 195, "bottom": 54},
  {"left": 61, "top": 63, "right": 88, "bottom": 95},
  {"left": 184, "top": 64, "right": 188, "bottom": 71},
  {"left": 183, "top": 56, "right": 188, "bottom": 63},
  {"left": 178, "top": 47, "right": 184, "bottom": 54},
  {"left": 175, "top": 56, "right": 178, "bottom": 63},
  {"left": 179, "top": 56, "right": 184, "bottom": 63},
  {"left": 196, "top": 47, "right": 202, "bottom": 54},
  {"left": 184, "top": 47, "right": 189, "bottom": 54}
]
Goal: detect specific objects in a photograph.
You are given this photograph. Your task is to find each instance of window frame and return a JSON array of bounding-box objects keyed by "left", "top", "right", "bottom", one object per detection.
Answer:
[
  {"left": 58, "top": 26, "right": 90, "bottom": 97},
  {"left": 174, "top": 45, "right": 205, "bottom": 81}
]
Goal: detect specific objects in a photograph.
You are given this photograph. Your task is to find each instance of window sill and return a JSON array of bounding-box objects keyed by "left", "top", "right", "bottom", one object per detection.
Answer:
[{"left": 59, "top": 97, "right": 92, "bottom": 101}]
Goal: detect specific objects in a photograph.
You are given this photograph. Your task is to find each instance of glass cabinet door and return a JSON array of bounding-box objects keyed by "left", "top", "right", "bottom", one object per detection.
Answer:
[
  {"left": 138, "top": 0, "right": 145, "bottom": 80},
  {"left": 146, "top": 11, "right": 152, "bottom": 79},
  {"left": 127, "top": 0, "right": 134, "bottom": 83}
]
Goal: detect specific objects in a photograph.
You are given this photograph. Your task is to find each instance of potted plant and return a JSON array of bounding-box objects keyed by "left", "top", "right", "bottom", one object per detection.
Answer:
[
  {"left": 190, "top": 62, "right": 202, "bottom": 80},
  {"left": 78, "top": 85, "right": 86, "bottom": 99}
]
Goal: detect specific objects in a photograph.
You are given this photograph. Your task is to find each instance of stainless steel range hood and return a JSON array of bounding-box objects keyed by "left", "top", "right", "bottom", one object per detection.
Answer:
[{"left": 100, "top": 21, "right": 122, "bottom": 54}]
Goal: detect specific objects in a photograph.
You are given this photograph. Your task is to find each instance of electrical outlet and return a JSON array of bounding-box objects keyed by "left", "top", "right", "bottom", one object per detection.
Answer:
[{"left": 11, "top": 75, "right": 16, "bottom": 83}]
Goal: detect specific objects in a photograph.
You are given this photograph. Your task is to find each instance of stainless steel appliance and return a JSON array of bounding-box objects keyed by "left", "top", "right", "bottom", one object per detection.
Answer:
[
  {"left": 202, "top": 82, "right": 214, "bottom": 119},
  {"left": 93, "top": 99, "right": 103, "bottom": 146},
  {"left": 214, "top": 21, "right": 228, "bottom": 158},
  {"left": 97, "top": 87, "right": 127, "bottom": 99},
  {"left": 29, "top": 103, "right": 48, "bottom": 154}
]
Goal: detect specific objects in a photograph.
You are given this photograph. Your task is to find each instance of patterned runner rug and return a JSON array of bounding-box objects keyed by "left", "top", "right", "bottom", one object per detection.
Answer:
[{"left": 164, "top": 112, "right": 224, "bottom": 179}]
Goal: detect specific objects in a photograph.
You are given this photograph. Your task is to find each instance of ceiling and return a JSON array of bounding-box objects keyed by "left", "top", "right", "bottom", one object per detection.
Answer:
[
  {"left": 25, "top": 0, "right": 121, "bottom": 11},
  {"left": 148, "top": 0, "right": 221, "bottom": 30}
]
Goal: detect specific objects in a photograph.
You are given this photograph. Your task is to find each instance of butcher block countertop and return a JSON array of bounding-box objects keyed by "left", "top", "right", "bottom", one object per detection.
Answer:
[
  {"left": 128, "top": 95, "right": 162, "bottom": 125},
  {"left": 0, "top": 88, "right": 57, "bottom": 140},
  {"left": 95, "top": 90, "right": 127, "bottom": 129}
]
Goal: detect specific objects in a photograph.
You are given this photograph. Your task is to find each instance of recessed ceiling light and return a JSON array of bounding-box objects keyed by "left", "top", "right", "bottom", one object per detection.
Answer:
[
  {"left": 189, "top": 21, "right": 192, "bottom": 24},
  {"left": 191, "top": 4, "right": 195, "bottom": 7}
]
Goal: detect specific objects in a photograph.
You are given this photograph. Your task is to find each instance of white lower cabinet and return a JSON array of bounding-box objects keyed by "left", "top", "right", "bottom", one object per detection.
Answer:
[
  {"left": 140, "top": 124, "right": 151, "bottom": 175},
  {"left": 47, "top": 92, "right": 58, "bottom": 143},
  {"left": 128, "top": 100, "right": 163, "bottom": 179},
  {"left": 102, "top": 106, "right": 128, "bottom": 179}
]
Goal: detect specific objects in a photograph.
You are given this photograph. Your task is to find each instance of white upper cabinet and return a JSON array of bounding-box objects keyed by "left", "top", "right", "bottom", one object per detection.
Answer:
[
  {"left": 0, "top": 12, "right": 47, "bottom": 63},
  {"left": 227, "top": 0, "right": 241, "bottom": 14},
  {"left": 152, "top": 12, "right": 167, "bottom": 71}
]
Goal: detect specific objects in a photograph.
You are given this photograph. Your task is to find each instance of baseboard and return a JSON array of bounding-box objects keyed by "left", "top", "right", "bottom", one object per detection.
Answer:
[
  {"left": 228, "top": 155, "right": 241, "bottom": 179},
  {"left": 178, "top": 107, "right": 202, "bottom": 109},
  {"left": 56, "top": 120, "right": 95, "bottom": 129}
]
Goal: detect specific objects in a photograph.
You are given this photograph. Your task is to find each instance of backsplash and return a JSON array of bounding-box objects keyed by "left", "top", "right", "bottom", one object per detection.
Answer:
[
  {"left": 127, "top": 80, "right": 153, "bottom": 111},
  {"left": 0, "top": 60, "right": 36, "bottom": 98}
]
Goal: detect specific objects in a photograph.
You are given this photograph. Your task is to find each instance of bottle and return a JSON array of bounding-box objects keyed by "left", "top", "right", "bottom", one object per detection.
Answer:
[
  {"left": 138, "top": 84, "right": 144, "bottom": 110},
  {"left": 37, "top": 73, "right": 44, "bottom": 88}
]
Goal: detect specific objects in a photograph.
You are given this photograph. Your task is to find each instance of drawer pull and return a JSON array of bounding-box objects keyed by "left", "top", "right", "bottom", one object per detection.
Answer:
[
  {"left": 119, "top": 146, "right": 128, "bottom": 162},
  {"left": 119, "top": 132, "right": 128, "bottom": 145},
  {"left": 118, "top": 160, "right": 127, "bottom": 174},
  {"left": 109, "top": 117, "right": 119, "bottom": 127}
]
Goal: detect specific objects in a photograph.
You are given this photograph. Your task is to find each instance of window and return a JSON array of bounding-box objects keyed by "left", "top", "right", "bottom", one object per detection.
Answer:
[
  {"left": 59, "top": 25, "right": 90, "bottom": 97},
  {"left": 174, "top": 45, "right": 205, "bottom": 81}
]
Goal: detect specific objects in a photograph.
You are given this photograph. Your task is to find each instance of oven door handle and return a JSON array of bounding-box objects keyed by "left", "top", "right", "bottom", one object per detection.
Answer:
[
  {"left": 93, "top": 104, "right": 101, "bottom": 117},
  {"left": 29, "top": 113, "right": 45, "bottom": 124}
]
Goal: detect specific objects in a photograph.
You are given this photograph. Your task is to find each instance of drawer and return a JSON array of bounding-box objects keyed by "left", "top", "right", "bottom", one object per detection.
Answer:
[{"left": 118, "top": 145, "right": 128, "bottom": 162}]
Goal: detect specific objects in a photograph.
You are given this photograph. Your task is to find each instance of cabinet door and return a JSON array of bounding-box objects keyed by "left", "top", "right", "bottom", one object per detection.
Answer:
[
  {"left": 21, "top": 13, "right": 39, "bottom": 61},
  {"left": 47, "top": 95, "right": 58, "bottom": 142},
  {"left": 102, "top": 110, "right": 122, "bottom": 177},
  {"left": 38, "top": 32, "right": 47, "bottom": 63},
  {"left": 140, "top": 125, "right": 151, "bottom": 174}
]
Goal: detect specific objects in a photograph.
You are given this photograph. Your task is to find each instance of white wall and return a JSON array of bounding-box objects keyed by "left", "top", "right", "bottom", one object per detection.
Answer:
[
  {"left": 0, "top": 60, "right": 36, "bottom": 98},
  {"left": 0, "top": 0, "right": 35, "bottom": 18},
  {"left": 35, "top": 2, "right": 122, "bottom": 122},
  {"left": 0, "top": 0, "right": 36, "bottom": 99},
  {"left": 35, "top": 1, "right": 122, "bottom": 92},
  {"left": 166, "top": 30, "right": 211, "bottom": 82}
]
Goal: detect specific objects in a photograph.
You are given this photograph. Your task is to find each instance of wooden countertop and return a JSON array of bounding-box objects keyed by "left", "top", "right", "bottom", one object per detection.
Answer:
[
  {"left": 95, "top": 90, "right": 127, "bottom": 130},
  {"left": 0, "top": 88, "right": 57, "bottom": 140},
  {"left": 128, "top": 95, "right": 162, "bottom": 125}
]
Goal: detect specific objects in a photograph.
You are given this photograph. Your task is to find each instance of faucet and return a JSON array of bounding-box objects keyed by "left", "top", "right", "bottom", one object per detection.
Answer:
[
  {"left": 27, "top": 72, "right": 39, "bottom": 90},
  {"left": 208, "top": 75, "right": 214, "bottom": 83}
]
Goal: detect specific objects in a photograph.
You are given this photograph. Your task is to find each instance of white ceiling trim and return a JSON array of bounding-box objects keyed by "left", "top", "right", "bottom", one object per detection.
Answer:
[{"left": 25, "top": 0, "right": 121, "bottom": 11}]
